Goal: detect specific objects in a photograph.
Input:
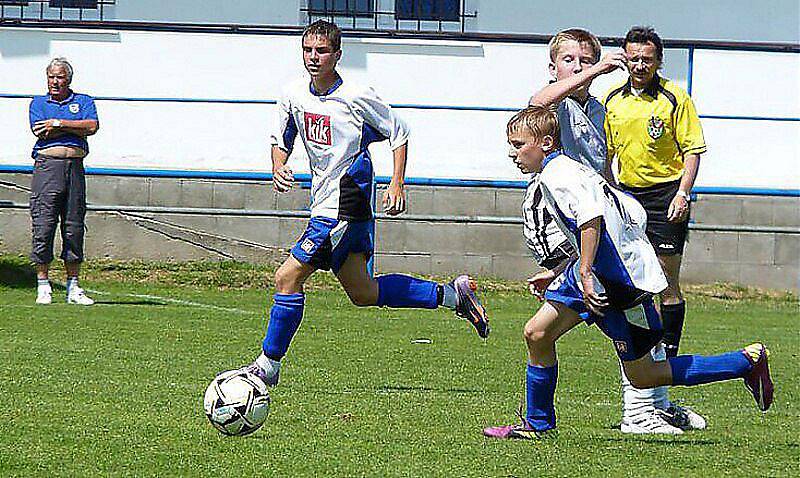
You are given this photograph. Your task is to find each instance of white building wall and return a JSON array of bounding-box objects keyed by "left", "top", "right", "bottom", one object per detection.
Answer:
[{"left": 0, "top": 27, "right": 798, "bottom": 190}]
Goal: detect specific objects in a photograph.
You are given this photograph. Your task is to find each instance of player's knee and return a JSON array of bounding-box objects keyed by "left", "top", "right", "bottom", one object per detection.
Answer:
[
  {"left": 523, "top": 321, "right": 550, "bottom": 347},
  {"left": 274, "top": 267, "right": 302, "bottom": 294}
]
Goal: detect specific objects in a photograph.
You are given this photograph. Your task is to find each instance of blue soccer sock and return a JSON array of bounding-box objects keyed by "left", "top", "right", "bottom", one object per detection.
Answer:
[
  {"left": 669, "top": 350, "right": 751, "bottom": 386},
  {"left": 376, "top": 274, "right": 438, "bottom": 309},
  {"left": 526, "top": 362, "right": 558, "bottom": 432},
  {"left": 262, "top": 293, "right": 305, "bottom": 361}
]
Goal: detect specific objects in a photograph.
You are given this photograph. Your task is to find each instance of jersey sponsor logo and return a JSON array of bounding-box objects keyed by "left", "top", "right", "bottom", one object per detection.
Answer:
[
  {"left": 300, "top": 238, "right": 316, "bottom": 254},
  {"left": 69, "top": 103, "right": 80, "bottom": 114},
  {"left": 304, "top": 112, "right": 331, "bottom": 145},
  {"left": 647, "top": 115, "right": 665, "bottom": 140},
  {"left": 614, "top": 340, "right": 628, "bottom": 354}
]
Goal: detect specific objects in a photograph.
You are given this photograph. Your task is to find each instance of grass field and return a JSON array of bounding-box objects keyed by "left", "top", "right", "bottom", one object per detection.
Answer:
[{"left": 1, "top": 255, "right": 798, "bottom": 477}]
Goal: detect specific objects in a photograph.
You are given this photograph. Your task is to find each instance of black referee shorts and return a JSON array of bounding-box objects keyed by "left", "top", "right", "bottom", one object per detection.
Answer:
[{"left": 620, "top": 179, "right": 688, "bottom": 256}]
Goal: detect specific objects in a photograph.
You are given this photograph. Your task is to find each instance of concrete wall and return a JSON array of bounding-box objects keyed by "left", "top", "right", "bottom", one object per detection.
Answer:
[{"left": 2, "top": 173, "right": 797, "bottom": 292}]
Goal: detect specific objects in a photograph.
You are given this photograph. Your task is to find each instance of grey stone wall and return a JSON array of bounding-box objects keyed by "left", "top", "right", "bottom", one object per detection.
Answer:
[{"left": 1, "top": 173, "right": 797, "bottom": 292}]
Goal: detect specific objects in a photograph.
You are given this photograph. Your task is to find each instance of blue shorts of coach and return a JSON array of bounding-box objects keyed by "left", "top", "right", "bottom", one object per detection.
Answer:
[
  {"left": 544, "top": 264, "right": 664, "bottom": 361},
  {"left": 290, "top": 217, "right": 373, "bottom": 274}
]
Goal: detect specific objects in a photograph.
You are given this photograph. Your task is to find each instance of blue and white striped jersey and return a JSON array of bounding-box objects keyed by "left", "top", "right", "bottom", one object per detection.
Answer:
[
  {"left": 271, "top": 76, "right": 409, "bottom": 221},
  {"left": 539, "top": 152, "right": 668, "bottom": 295}
]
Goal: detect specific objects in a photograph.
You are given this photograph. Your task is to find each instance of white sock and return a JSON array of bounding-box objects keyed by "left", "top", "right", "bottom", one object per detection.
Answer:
[
  {"left": 255, "top": 354, "right": 281, "bottom": 381},
  {"left": 441, "top": 283, "right": 457, "bottom": 309},
  {"left": 66, "top": 277, "right": 79, "bottom": 295},
  {"left": 650, "top": 342, "right": 670, "bottom": 409},
  {"left": 621, "top": 342, "right": 671, "bottom": 418},
  {"left": 37, "top": 279, "right": 51, "bottom": 293}
]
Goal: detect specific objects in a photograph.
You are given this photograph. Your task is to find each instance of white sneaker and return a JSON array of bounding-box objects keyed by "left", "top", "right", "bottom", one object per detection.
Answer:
[
  {"left": 67, "top": 286, "right": 95, "bottom": 305},
  {"left": 36, "top": 288, "right": 52, "bottom": 305},
  {"left": 660, "top": 402, "right": 707, "bottom": 431},
  {"left": 621, "top": 410, "right": 684, "bottom": 435}
]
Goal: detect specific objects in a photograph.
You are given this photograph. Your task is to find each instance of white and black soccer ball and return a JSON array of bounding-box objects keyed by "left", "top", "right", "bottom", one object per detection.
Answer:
[{"left": 204, "top": 369, "right": 270, "bottom": 436}]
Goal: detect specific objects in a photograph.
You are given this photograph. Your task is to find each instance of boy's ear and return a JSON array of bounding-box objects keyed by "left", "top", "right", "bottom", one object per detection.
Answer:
[
  {"left": 541, "top": 134, "right": 555, "bottom": 152},
  {"left": 548, "top": 62, "right": 557, "bottom": 80}
]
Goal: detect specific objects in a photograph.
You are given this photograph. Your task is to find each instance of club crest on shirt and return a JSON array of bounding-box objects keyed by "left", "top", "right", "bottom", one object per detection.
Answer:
[
  {"left": 647, "top": 115, "right": 665, "bottom": 140},
  {"left": 614, "top": 340, "right": 628, "bottom": 354},
  {"left": 304, "top": 112, "right": 331, "bottom": 145},
  {"left": 69, "top": 103, "right": 80, "bottom": 114}
]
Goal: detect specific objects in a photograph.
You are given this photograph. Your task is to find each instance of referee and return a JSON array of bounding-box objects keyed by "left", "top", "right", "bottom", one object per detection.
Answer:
[
  {"left": 604, "top": 27, "right": 706, "bottom": 358},
  {"left": 29, "top": 58, "right": 99, "bottom": 305}
]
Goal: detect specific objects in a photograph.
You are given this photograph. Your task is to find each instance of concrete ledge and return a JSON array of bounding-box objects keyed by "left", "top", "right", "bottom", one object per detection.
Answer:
[{"left": 2, "top": 173, "right": 797, "bottom": 292}]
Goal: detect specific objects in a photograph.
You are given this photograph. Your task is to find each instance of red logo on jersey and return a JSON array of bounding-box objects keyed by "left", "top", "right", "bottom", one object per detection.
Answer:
[{"left": 304, "top": 112, "right": 331, "bottom": 145}]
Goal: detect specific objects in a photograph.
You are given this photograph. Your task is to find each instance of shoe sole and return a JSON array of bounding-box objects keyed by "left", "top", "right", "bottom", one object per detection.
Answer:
[
  {"left": 454, "top": 275, "right": 490, "bottom": 338},
  {"left": 745, "top": 346, "right": 774, "bottom": 412}
]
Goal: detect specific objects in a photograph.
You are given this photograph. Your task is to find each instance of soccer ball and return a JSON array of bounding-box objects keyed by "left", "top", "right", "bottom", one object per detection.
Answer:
[{"left": 204, "top": 369, "right": 270, "bottom": 436}]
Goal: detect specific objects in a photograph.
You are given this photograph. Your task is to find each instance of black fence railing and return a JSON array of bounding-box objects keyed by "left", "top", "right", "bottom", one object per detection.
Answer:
[
  {"left": 0, "top": 0, "right": 115, "bottom": 22},
  {"left": 302, "top": 0, "right": 478, "bottom": 33}
]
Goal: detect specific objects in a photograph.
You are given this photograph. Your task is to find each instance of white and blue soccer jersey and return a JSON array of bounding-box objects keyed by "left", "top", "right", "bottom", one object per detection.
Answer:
[
  {"left": 523, "top": 96, "right": 607, "bottom": 270},
  {"left": 522, "top": 175, "right": 570, "bottom": 269},
  {"left": 271, "top": 77, "right": 409, "bottom": 221},
  {"left": 538, "top": 152, "right": 668, "bottom": 297}
]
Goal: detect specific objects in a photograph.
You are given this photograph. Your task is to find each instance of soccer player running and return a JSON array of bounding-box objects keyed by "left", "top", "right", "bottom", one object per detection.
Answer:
[
  {"left": 527, "top": 29, "right": 704, "bottom": 434},
  {"left": 482, "top": 106, "right": 773, "bottom": 440},
  {"left": 243, "top": 20, "right": 489, "bottom": 387}
]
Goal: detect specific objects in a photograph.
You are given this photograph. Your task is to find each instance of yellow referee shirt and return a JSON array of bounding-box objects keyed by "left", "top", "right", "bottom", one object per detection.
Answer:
[{"left": 604, "top": 74, "right": 706, "bottom": 188}]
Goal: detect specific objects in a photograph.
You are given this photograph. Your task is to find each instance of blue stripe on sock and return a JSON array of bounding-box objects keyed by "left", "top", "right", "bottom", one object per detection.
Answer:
[
  {"left": 262, "top": 293, "right": 305, "bottom": 360},
  {"left": 376, "top": 274, "right": 438, "bottom": 309},
  {"left": 526, "top": 363, "right": 558, "bottom": 432},
  {"left": 669, "top": 350, "right": 751, "bottom": 386}
]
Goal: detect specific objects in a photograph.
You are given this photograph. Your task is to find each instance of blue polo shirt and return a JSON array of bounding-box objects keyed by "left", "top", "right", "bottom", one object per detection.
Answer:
[{"left": 29, "top": 91, "right": 99, "bottom": 158}]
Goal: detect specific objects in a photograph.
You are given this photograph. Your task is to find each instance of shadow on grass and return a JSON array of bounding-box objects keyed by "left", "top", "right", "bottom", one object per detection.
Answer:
[{"left": 0, "top": 255, "right": 36, "bottom": 289}]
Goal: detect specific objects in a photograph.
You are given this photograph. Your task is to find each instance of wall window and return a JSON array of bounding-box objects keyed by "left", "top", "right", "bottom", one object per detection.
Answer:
[
  {"left": 395, "top": 0, "right": 460, "bottom": 21},
  {"left": 308, "top": 0, "right": 374, "bottom": 17},
  {"left": 49, "top": 0, "right": 98, "bottom": 8}
]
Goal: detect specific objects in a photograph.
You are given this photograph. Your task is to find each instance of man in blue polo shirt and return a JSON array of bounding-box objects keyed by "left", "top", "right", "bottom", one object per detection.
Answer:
[{"left": 29, "top": 57, "right": 99, "bottom": 305}]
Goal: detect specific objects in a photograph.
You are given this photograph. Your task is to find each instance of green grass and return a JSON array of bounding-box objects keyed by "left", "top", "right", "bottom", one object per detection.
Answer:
[{"left": 1, "top": 255, "right": 798, "bottom": 477}]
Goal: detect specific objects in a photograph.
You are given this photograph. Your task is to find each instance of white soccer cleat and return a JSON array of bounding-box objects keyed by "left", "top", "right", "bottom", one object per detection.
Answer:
[
  {"left": 67, "top": 286, "right": 95, "bottom": 305},
  {"left": 621, "top": 410, "right": 684, "bottom": 435},
  {"left": 36, "top": 288, "right": 52, "bottom": 305},
  {"left": 660, "top": 402, "right": 707, "bottom": 431}
]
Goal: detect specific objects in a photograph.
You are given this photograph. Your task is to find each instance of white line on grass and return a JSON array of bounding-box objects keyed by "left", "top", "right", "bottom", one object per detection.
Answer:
[{"left": 52, "top": 281, "right": 256, "bottom": 315}]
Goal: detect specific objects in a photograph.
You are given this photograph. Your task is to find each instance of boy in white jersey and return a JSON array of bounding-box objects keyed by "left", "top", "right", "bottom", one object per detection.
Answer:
[
  {"left": 243, "top": 21, "right": 489, "bottom": 387},
  {"left": 483, "top": 106, "right": 773, "bottom": 439},
  {"left": 528, "top": 29, "right": 704, "bottom": 434}
]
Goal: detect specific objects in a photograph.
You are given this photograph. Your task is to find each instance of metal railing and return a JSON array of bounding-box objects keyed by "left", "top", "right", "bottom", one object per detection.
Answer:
[
  {"left": 302, "top": 0, "right": 478, "bottom": 33},
  {"left": 0, "top": 0, "right": 114, "bottom": 22}
]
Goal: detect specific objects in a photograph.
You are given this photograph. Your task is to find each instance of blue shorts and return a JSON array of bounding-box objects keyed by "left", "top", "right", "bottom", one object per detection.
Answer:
[
  {"left": 290, "top": 217, "right": 373, "bottom": 274},
  {"left": 544, "top": 263, "right": 663, "bottom": 361}
]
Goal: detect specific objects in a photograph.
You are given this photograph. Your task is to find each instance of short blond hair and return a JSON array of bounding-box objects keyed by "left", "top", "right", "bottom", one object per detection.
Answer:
[
  {"left": 507, "top": 106, "right": 561, "bottom": 148},
  {"left": 548, "top": 28, "right": 601, "bottom": 63}
]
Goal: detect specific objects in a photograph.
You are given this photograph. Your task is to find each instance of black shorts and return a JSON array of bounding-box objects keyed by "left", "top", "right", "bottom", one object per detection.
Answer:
[{"left": 620, "top": 179, "right": 688, "bottom": 256}]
